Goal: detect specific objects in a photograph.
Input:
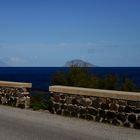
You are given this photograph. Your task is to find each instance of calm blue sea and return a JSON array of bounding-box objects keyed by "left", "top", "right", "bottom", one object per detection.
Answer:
[{"left": 0, "top": 67, "right": 140, "bottom": 92}]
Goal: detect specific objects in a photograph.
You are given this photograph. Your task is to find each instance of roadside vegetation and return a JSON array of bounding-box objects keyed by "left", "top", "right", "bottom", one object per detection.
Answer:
[
  {"left": 30, "top": 66, "right": 139, "bottom": 110},
  {"left": 51, "top": 66, "right": 139, "bottom": 92},
  {"left": 30, "top": 92, "right": 51, "bottom": 110}
]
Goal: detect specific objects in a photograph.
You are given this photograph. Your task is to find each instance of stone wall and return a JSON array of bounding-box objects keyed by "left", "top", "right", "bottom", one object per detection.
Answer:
[
  {"left": 0, "top": 81, "right": 32, "bottom": 108},
  {"left": 49, "top": 86, "right": 140, "bottom": 129}
]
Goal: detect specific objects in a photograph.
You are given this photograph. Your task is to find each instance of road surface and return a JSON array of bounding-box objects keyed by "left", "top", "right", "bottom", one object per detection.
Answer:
[{"left": 0, "top": 106, "right": 139, "bottom": 140}]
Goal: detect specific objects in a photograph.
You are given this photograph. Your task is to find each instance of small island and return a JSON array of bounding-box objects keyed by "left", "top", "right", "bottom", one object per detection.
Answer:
[{"left": 65, "top": 59, "right": 96, "bottom": 67}]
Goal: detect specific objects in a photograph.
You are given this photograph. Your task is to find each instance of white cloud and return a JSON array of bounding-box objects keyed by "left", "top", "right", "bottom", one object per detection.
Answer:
[{"left": 1, "top": 57, "right": 26, "bottom": 66}]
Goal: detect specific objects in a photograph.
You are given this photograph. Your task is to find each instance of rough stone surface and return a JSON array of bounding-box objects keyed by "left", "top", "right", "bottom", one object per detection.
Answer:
[
  {"left": 0, "top": 87, "right": 30, "bottom": 108},
  {"left": 128, "top": 114, "right": 136, "bottom": 123},
  {"left": 50, "top": 91, "right": 140, "bottom": 129}
]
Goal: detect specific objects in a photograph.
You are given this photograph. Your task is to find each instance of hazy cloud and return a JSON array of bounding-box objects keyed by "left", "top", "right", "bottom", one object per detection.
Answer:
[{"left": 0, "top": 57, "right": 26, "bottom": 66}]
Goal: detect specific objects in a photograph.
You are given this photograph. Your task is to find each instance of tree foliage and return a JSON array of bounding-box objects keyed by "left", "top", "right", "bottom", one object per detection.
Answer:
[{"left": 51, "top": 66, "right": 139, "bottom": 92}]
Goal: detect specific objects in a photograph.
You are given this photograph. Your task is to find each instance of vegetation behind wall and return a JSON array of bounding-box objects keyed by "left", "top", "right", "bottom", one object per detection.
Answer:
[{"left": 51, "top": 67, "right": 139, "bottom": 92}]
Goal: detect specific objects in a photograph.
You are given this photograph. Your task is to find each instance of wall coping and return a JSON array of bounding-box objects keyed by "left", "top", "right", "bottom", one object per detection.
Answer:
[
  {"left": 0, "top": 81, "right": 32, "bottom": 88},
  {"left": 49, "top": 86, "right": 140, "bottom": 101}
]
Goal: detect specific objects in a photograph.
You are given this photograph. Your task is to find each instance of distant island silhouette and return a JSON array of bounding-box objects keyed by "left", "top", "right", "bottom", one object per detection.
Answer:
[{"left": 65, "top": 59, "right": 96, "bottom": 67}]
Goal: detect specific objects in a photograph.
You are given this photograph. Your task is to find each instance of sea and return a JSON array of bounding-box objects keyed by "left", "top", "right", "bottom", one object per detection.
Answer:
[{"left": 0, "top": 67, "right": 140, "bottom": 93}]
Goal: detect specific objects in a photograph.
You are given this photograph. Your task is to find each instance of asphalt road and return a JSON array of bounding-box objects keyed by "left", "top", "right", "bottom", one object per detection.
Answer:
[{"left": 0, "top": 106, "right": 139, "bottom": 140}]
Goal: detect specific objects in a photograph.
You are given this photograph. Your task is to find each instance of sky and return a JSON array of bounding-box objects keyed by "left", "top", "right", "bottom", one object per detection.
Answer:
[{"left": 0, "top": 0, "right": 140, "bottom": 67}]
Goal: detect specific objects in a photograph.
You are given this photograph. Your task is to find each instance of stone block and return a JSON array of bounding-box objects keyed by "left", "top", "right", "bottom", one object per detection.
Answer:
[
  {"left": 87, "top": 107, "right": 98, "bottom": 116},
  {"left": 128, "top": 114, "right": 136, "bottom": 123},
  {"left": 60, "top": 94, "right": 66, "bottom": 99},
  {"left": 124, "top": 106, "right": 133, "bottom": 113},
  {"left": 65, "top": 97, "right": 72, "bottom": 104},
  {"left": 71, "top": 111, "right": 78, "bottom": 117},
  {"left": 124, "top": 122, "right": 131, "bottom": 127},
  {"left": 127, "top": 101, "right": 137, "bottom": 107},
  {"left": 106, "top": 111, "right": 116, "bottom": 120},
  {"left": 95, "top": 116, "right": 101, "bottom": 122},
  {"left": 117, "top": 113, "right": 127, "bottom": 122},
  {"left": 102, "top": 119, "right": 110, "bottom": 124},
  {"left": 56, "top": 110, "right": 62, "bottom": 115},
  {"left": 61, "top": 104, "right": 67, "bottom": 109},
  {"left": 118, "top": 106, "right": 124, "bottom": 112},
  {"left": 79, "top": 114, "right": 86, "bottom": 119},
  {"left": 110, "top": 103, "right": 118, "bottom": 111},
  {"left": 101, "top": 103, "right": 109, "bottom": 110},
  {"left": 79, "top": 108, "right": 87, "bottom": 115},
  {"left": 91, "top": 99, "right": 100, "bottom": 109},
  {"left": 112, "top": 119, "right": 120, "bottom": 126},
  {"left": 99, "top": 109, "right": 106, "bottom": 118},
  {"left": 118, "top": 100, "right": 127, "bottom": 106},
  {"left": 53, "top": 95, "right": 60, "bottom": 102},
  {"left": 63, "top": 110, "right": 70, "bottom": 117},
  {"left": 86, "top": 115, "right": 93, "bottom": 120},
  {"left": 134, "top": 122, "right": 140, "bottom": 129}
]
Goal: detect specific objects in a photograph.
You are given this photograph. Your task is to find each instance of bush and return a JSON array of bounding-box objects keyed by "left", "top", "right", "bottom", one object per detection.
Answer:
[
  {"left": 30, "top": 93, "right": 50, "bottom": 110},
  {"left": 52, "top": 72, "right": 66, "bottom": 85},
  {"left": 66, "top": 67, "right": 90, "bottom": 87},
  {"left": 122, "top": 78, "right": 138, "bottom": 92},
  {"left": 51, "top": 67, "right": 139, "bottom": 92}
]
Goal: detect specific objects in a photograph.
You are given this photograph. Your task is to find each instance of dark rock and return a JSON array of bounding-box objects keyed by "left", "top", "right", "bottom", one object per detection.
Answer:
[
  {"left": 56, "top": 110, "right": 62, "bottom": 115},
  {"left": 95, "top": 116, "right": 101, "bottom": 122},
  {"left": 133, "top": 108, "right": 140, "bottom": 113},
  {"left": 67, "top": 105, "right": 75, "bottom": 111},
  {"left": 53, "top": 96, "right": 60, "bottom": 102},
  {"left": 87, "top": 107, "right": 98, "bottom": 116},
  {"left": 128, "top": 114, "right": 136, "bottom": 123},
  {"left": 137, "top": 115, "right": 140, "bottom": 122},
  {"left": 106, "top": 111, "right": 116, "bottom": 120},
  {"left": 92, "top": 99, "right": 100, "bottom": 109},
  {"left": 79, "top": 108, "right": 87, "bottom": 115},
  {"left": 101, "top": 103, "right": 109, "bottom": 110},
  {"left": 106, "top": 98, "right": 112, "bottom": 104},
  {"left": 60, "top": 94, "right": 65, "bottom": 99},
  {"left": 71, "top": 111, "right": 78, "bottom": 117},
  {"left": 124, "top": 122, "right": 131, "bottom": 127},
  {"left": 54, "top": 103, "right": 60, "bottom": 111},
  {"left": 112, "top": 119, "right": 120, "bottom": 126},
  {"left": 118, "top": 106, "right": 124, "bottom": 112},
  {"left": 63, "top": 110, "right": 70, "bottom": 117},
  {"left": 72, "top": 98, "right": 78, "bottom": 105},
  {"left": 99, "top": 110, "right": 106, "bottom": 118},
  {"left": 73, "top": 106, "right": 80, "bottom": 112},
  {"left": 117, "top": 113, "right": 127, "bottom": 122},
  {"left": 66, "top": 97, "right": 72, "bottom": 104},
  {"left": 49, "top": 108, "right": 54, "bottom": 114},
  {"left": 86, "top": 115, "right": 93, "bottom": 120},
  {"left": 79, "top": 114, "right": 86, "bottom": 119},
  {"left": 136, "top": 102, "right": 140, "bottom": 108},
  {"left": 100, "top": 98, "right": 107, "bottom": 104},
  {"left": 102, "top": 119, "right": 110, "bottom": 124},
  {"left": 124, "top": 106, "right": 133, "bottom": 113},
  {"left": 118, "top": 100, "right": 127, "bottom": 106},
  {"left": 110, "top": 103, "right": 118, "bottom": 111},
  {"left": 127, "top": 101, "right": 137, "bottom": 107},
  {"left": 60, "top": 100, "right": 65, "bottom": 104},
  {"left": 18, "top": 104, "right": 25, "bottom": 109},
  {"left": 61, "top": 104, "right": 67, "bottom": 109},
  {"left": 134, "top": 122, "right": 140, "bottom": 129}
]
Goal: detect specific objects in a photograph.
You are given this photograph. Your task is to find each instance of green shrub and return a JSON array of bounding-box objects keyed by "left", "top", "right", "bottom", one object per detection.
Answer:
[
  {"left": 122, "top": 78, "right": 138, "bottom": 92},
  {"left": 30, "top": 93, "right": 50, "bottom": 110},
  {"left": 52, "top": 72, "right": 66, "bottom": 85},
  {"left": 51, "top": 67, "right": 139, "bottom": 92}
]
